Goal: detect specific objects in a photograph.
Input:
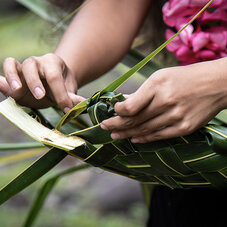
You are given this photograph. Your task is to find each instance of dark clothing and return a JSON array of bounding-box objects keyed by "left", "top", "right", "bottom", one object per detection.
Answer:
[{"left": 147, "top": 186, "right": 227, "bottom": 227}]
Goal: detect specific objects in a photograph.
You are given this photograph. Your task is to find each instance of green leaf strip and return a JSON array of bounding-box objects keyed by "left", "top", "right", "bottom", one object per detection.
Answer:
[
  {"left": 23, "top": 163, "right": 91, "bottom": 227},
  {"left": 0, "top": 142, "right": 44, "bottom": 151},
  {"left": 0, "top": 148, "right": 46, "bottom": 166},
  {"left": 0, "top": 98, "right": 86, "bottom": 205},
  {"left": 101, "top": 0, "right": 214, "bottom": 93},
  {"left": 215, "top": 110, "right": 227, "bottom": 124},
  {"left": 0, "top": 148, "right": 67, "bottom": 205},
  {"left": 0, "top": 98, "right": 86, "bottom": 151},
  {"left": 205, "top": 126, "right": 227, "bottom": 139},
  {"left": 16, "top": 0, "right": 63, "bottom": 24},
  {"left": 52, "top": 0, "right": 91, "bottom": 32},
  {"left": 71, "top": 124, "right": 113, "bottom": 144},
  {"left": 55, "top": 99, "right": 88, "bottom": 130}
]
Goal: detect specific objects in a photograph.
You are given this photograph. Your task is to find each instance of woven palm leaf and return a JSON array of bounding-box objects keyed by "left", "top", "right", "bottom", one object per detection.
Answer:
[
  {"left": 48, "top": 91, "right": 226, "bottom": 190},
  {"left": 0, "top": 2, "right": 224, "bottom": 206}
]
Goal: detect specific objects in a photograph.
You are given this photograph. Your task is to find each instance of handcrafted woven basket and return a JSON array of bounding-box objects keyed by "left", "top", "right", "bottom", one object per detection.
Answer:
[{"left": 41, "top": 91, "right": 227, "bottom": 189}]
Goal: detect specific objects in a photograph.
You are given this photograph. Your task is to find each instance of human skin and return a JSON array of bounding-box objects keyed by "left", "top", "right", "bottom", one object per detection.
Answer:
[
  {"left": 1, "top": 0, "right": 227, "bottom": 143},
  {"left": 0, "top": 0, "right": 151, "bottom": 112},
  {"left": 101, "top": 57, "right": 227, "bottom": 143}
]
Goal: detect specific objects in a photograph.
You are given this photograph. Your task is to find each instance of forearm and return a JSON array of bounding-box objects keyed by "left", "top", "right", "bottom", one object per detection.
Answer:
[{"left": 54, "top": 0, "right": 151, "bottom": 87}]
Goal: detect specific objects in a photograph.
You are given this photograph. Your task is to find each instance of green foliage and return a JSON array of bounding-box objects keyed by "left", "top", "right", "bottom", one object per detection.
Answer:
[
  {"left": 0, "top": 148, "right": 67, "bottom": 205},
  {"left": 17, "top": 0, "right": 65, "bottom": 25},
  {"left": 1, "top": 1, "right": 222, "bottom": 227},
  {"left": 0, "top": 13, "right": 58, "bottom": 68},
  {"left": 0, "top": 206, "right": 146, "bottom": 227},
  {"left": 24, "top": 164, "right": 91, "bottom": 227}
]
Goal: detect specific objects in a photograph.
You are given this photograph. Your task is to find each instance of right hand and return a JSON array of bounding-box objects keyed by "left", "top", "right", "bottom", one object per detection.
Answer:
[{"left": 0, "top": 53, "right": 85, "bottom": 112}]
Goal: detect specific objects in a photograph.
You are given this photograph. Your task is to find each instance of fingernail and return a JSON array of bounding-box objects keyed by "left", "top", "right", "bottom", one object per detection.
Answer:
[
  {"left": 34, "top": 87, "right": 44, "bottom": 99},
  {"left": 101, "top": 123, "right": 109, "bottom": 130},
  {"left": 11, "top": 80, "right": 20, "bottom": 90},
  {"left": 111, "top": 133, "right": 120, "bottom": 140},
  {"left": 131, "top": 138, "right": 140, "bottom": 143},
  {"left": 64, "top": 107, "right": 71, "bottom": 113}
]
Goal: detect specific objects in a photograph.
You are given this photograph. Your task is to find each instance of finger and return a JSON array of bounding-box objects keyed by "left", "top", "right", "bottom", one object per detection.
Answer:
[
  {"left": 114, "top": 81, "right": 155, "bottom": 116},
  {"left": 43, "top": 64, "right": 73, "bottom": 112},
  {"left": 101, "top": 99, "right": 169, "bottom": 131},
  {"left": 131, "top": 125, "right": 185, "bottom": 143},
  {"left": 22, "top": 57, "right": 46, "bottom": 100},
  {"left": 110, "top": 110, "right": 178, "bottom": 140},
  {"left": 0, "top": 76, "right": 11, "bottom": 96},
  {"left": 68, "top": 92, "right": 86, "bottom": 104},
  {"left": 3, "top": 57, "right": 22, "bottom": 91},
  {"left": 123, "top": 94, "right": 129, "bottom": 99}
]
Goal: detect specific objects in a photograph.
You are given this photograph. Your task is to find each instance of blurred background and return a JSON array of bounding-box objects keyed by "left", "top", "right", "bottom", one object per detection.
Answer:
[{"left": 0, "top": 0, "right": 148, "bottom": 226}]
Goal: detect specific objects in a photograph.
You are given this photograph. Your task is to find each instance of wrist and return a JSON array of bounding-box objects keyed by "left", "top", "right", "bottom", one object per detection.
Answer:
[
  {"left": 69, "top": 65, "right": 86, "bottom": 89},
  {"left": 54, "top": 50, "right": 88, "bottom": 89},
  {"left": 219, "top": 57, "right": 227, "bottom": 109},
  {"left": 213, "top": 57, "right": 227, "bottom": 110}
]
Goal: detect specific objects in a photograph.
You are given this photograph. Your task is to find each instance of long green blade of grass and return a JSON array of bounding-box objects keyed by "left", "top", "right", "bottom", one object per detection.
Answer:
[
  {"left": 0, "top": 142, "right": 44, "bottom": 151},
  {"left": 0, "top": 148, "right": 67, "bottom": 205},
  {"left": 0, "top": 148, "right": 46, "bottom": 166},
  {"left": 0, "top": 0, "right": 214, "bottom": 209},
  {"left": 23, "top": 164, "right": 91, "bottom": 227},
  {"left": 16, "top": 0, "right": 64, "bottom": 24},
  {"left": 0, "top": 98, "right": 86, "bottom": 204},
  {"left": 101, "top": 0, "right": 214, "bottom": 93}
]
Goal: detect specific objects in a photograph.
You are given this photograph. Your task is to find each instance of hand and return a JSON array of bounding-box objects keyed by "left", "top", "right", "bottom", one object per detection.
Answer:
[
  {"left": 0, "top": 53, "right": 85, "bottom": 112},
  {"left": 101, "top": 59, "right": 227, "bottom": 143}
]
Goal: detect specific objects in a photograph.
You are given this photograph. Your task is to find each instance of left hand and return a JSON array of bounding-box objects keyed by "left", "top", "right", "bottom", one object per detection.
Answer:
[{"left": 101, "top": 59, "right": 227, "bottom": 143}]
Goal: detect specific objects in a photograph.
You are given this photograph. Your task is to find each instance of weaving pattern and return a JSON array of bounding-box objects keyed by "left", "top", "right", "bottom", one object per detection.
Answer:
[{"left": 59, "top": 91, "right": 227, "bottom": 189}]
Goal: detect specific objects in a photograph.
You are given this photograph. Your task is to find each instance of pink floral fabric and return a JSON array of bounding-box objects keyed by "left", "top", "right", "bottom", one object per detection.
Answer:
[{"left": 162, "top": 0, "right": 227, "bottom": 64}]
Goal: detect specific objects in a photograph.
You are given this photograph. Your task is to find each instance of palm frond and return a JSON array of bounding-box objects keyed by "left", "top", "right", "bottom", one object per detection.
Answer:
[{"left": 23, "top": 164, "right": 91, "bottom": 227}]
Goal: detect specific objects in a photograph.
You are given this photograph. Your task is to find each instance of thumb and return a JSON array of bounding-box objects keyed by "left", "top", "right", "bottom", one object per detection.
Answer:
[{"left": 115, "top": 83, "right": 154, "bottom": 116}]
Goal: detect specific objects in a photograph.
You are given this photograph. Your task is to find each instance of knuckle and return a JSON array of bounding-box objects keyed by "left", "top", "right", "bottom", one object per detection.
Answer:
[
  {"left": 123, "top": 117, "right": 134, "bottom": 127},
  {"left": 141, "top": 135, "right": 152, "bottom": 143},
  {"left": 139, "top": 125, "right": 149, "bottom": 134},
  {"left": 44, "top": 53, "right": 55, "bottom": 58},
  {"left": 4, "top": 57, "right": 15, "bottom": 64},
  {"left": 44, "top": 53, "right": 63, "bottom": 64},
  {"left": 46, "top": 72, "right": 60, "bottom": 82},
  {"left": 124, "top": 102, "right": 137, "bottom": 116},
  {"left": 137, "top": 137, "right": 146, "bottom": 143},
  {"left": 179, "top": 121, "right": 192, "bottom": 134},
  {"left": 171, "top": 107, "right": 184, "bottom": 120},
  {"left": 152, "top": 69, "right": 168, "bottom": 85},
  {"left": 22, "top": 56, "right": 36, "bottom": 65},
  {"left": 6, "top": 69, "right": 17, "bottom": 77},
  {"left": 56, "top": 97, "right": 68, "bottom": 107},
  {"left": 163, "top": 91, "right": 176, "bottom": 106},
  {"left": 120, "top": 132, "right": 130, "bottom": 139}
]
